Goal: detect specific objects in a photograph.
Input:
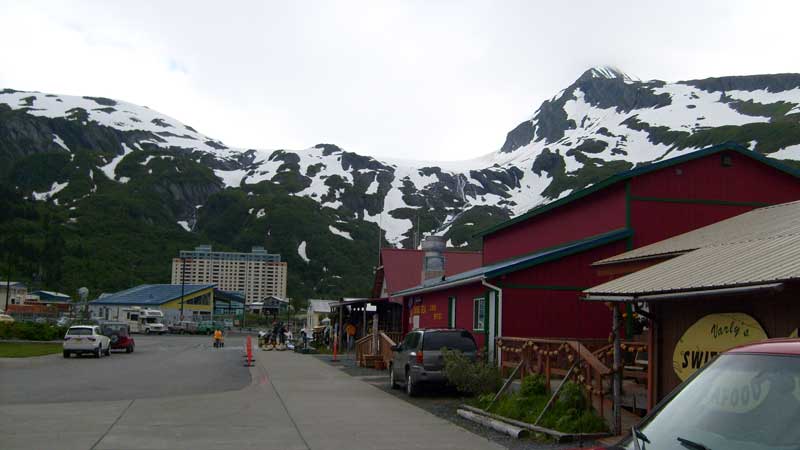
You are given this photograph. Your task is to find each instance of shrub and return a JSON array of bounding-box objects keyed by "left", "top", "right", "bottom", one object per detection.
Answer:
[
  {"left": 556, "top": 381, "right": 587, "bottom": 411},
  {"left": 0, "top": 323, "right": 68, "bottom": 341},
  {"left": 519, "top": 373, "right": 547, "bottom": 397},
  {"left": 442, "top": 348, "right": 502, "bottom": 396}
]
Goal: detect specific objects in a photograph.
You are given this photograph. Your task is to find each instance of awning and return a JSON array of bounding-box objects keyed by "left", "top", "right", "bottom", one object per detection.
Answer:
[{"left": 584, "top": 232, "right": 800, "bottom": 299}]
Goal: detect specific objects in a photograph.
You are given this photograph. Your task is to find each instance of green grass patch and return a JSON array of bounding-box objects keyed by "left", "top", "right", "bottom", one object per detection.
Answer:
[
  {"left": 0, "top": 342, "right": 62, "bottom": 357},
  {"left": 471, "top": 374, "right": 608, "bottom": 434}
]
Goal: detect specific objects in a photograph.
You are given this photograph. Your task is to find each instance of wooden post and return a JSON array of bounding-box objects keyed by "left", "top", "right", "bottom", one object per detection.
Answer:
[
  {"left": 612, "top": 305, "right": 622, "bottom": 435},
  {"left": 362, "top": 305, "right": 367, "bottom": 337},
  {"left": 647, "top": 316, "right": 657, "bottom": 411},
  {"left": 544, "top": 349, "right": 551, "bottom": 391}
]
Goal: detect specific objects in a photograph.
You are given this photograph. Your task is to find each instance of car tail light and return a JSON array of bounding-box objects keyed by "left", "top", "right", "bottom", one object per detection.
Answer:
[
  {"left": 88, "top": 337, "right": 96, "bottom": 341},
  {"left": 416, "top": 351, "right": 424, "bottom": 364}
]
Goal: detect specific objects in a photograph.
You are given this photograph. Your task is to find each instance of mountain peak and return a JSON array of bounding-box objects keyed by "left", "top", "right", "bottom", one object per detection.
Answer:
[{"left": 580, "top": 66, "right": 638, "bottom": 82}]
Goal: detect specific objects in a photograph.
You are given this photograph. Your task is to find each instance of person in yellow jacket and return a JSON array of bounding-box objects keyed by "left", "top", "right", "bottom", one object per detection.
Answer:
[{"left": 213, "top": 329, "right": 224, "bottom": 348}]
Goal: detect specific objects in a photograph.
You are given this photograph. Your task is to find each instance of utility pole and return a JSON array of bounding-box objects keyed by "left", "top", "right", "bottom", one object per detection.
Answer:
[
  {"left": 4, "top": 241, "right": 11, "bottom": 311},
  {"left": 180, "top": 256, "right": 186, "bottom": 321}
]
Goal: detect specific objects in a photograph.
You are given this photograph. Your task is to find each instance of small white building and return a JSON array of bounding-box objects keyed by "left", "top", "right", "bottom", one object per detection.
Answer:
[
  {"left": 0, "top": 281, "right": 27, "bottom": 307},
  {"left": 306, "top": 299, "right": 334, "bottom": 329}
]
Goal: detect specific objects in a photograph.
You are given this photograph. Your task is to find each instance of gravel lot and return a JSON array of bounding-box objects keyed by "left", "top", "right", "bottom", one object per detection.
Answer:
[{"left": 315, "top": 353, "right": 600, "bottom": 450}]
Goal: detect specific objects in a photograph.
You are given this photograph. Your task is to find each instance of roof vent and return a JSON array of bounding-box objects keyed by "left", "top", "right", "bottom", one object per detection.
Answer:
[{"left": 421, "top": 236, "right": 446, "bottom": 285}]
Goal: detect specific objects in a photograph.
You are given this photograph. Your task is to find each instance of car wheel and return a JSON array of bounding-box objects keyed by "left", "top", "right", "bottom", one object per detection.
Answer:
[
  {"left": 145, "top": 328, "right": 151, "bottom": 335},
  {"left": 95, "top": 346, "right": 101, "bottom": 358},
  {"left": 406, "top": 371, "right": 418, "bottom": 397},
  {"left": 389, "top": 364, "right": 399, "bottom": 389},
  {"left": 105, "top": 346, "right": 111, "bottom": 356},
  {"left": 63, "top": 351, "right": 70, "bottom": 358}
]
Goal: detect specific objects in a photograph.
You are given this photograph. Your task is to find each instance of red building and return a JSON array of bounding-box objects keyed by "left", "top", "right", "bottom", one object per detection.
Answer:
[{"left": 394, "top": 143, "right": 800, "bottom": 361}]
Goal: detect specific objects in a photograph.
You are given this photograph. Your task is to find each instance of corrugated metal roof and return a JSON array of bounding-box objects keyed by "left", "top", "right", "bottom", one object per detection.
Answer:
[
  {"left": 91, "top": 284, "right": 215, "bottom": 305},
  {"left": 594, "top": 200, "right": 800, "bottom": 266},
  {"left": 585, "top": 229, "right": 800, "bottom": 296},
  {"left": 308, "top": 299, "right": 333, "bottom": 313},
  {"left": 395, "top": 228, "right": 631, "bottom": 297}
]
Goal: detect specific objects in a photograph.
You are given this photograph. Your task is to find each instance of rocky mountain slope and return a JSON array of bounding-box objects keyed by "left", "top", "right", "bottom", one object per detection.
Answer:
[{"left": 2, "top": 67, "right": 800, "bottom": 300}]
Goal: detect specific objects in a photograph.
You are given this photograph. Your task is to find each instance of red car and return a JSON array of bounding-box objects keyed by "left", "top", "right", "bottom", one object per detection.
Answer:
[
  {"left": 572, "top": 339, "right": 800, "bottom": 450},
  {"left": 100, "top": 322, "right": 135, "bottom": 353}
]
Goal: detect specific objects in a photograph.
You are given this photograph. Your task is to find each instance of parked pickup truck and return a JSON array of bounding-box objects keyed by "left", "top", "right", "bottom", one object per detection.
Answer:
[{"left": 168, "top": 321, "right": 198, "bottom": 334}]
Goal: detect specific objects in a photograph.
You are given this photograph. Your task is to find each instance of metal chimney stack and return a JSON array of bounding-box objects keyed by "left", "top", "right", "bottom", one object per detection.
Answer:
[{"left": 421, "top": 236, "right": 446, "bottom": 285}]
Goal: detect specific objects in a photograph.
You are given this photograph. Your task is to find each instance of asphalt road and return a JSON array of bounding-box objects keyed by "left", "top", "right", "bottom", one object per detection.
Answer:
[
  {"left": 0, "top": 339, "right": 506, "bottom": 450},
  {"left": 0, "top": 335, "right": 250, "bottom": 404}
]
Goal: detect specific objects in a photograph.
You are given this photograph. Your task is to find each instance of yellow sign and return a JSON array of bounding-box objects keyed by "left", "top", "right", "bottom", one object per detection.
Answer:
[{"left": 673, "top": 313, "right": 768, "bottom": 381}]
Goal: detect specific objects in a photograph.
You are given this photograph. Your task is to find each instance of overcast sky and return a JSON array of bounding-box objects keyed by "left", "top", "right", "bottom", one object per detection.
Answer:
[{"left": 2, "top": 1, "right": 799, "bottom": 161}]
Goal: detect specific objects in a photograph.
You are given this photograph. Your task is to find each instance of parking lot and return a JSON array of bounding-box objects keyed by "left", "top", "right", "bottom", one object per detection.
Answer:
[{"left": 0, "top": 335, "right": 250, "bottom": 404}]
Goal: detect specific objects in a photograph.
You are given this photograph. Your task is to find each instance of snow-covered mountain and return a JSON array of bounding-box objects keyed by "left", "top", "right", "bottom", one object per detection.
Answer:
[{"left": 2, "top": 67, "right": 800, "bottom": 298}]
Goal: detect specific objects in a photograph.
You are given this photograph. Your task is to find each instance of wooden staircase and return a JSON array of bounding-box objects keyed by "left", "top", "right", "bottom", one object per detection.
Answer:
[{"left": 355, "top": 331, "right": 401, "bottom": 369}]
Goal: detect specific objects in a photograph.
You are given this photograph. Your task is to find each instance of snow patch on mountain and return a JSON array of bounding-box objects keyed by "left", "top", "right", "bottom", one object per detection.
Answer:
[
  {"left": 32, "top": 181, "right": 68, "bottom": 201},
  {"left": 52, "top": 134, "right": 69, "bottom": 151},
  {"left": 298, "top": 241, "right": 310, "bottom": 263},
  {"left": 99, "top": 143, "right": 134, "bottom": 182},
  {"left": 328, "top": 225, "right": 353, "bottom": 240}
]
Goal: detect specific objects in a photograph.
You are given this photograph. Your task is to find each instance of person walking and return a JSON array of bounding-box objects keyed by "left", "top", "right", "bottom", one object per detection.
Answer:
[
  {"left": 213, "top": 328, "right": 224, "bottom": 348},
  {"left": 345, "top": 322, "right": 357, "bottom": 352}
]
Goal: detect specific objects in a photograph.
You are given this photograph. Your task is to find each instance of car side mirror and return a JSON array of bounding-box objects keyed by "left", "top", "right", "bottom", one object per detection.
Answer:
[{"left": 392, "top": 344, "right": 402, "bottom": 351}]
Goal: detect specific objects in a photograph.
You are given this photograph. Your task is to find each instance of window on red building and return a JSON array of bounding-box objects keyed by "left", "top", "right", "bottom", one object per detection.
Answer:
[{"left": 473, "top": 297, "right": 485, "bottom": 331}]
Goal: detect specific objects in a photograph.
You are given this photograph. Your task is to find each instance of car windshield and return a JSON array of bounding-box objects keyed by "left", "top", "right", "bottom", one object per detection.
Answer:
[
  {"left": 623, "top": 353, "right": 800, "bottom": 450},
  {"left": 422, "top": 331, "right": 477, "bottom": 352},
  {"left": 144, "top": 317, "right": 160, "bottom": 324},
  {"left": 102, "top": 324, "right": 128, "bottom": 336},
  {"left": 67, "top": 328, "right": 93, "bottom": 336}
]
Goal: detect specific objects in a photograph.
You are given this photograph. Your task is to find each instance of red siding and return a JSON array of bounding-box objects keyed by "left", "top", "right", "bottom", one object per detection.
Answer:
[
  {"left": 501, "top": 289, "right": 610, "bottom": 339},
  {"left": 630, "top": 151, "right": 800, "bottom": 203},
  {"left": 483, "top": 184, "right": 626, "bottom": 265},
  {"left": 413, "top": 282, "right": 488, "bottom": 349},
  {"left": 628, "top": 150, "right": 800, "bottom": 247},
  {"left": 380, "top": 249, "right": 482, "bottom": 295},
  {"left": 630, "top": 201, "right": 754, "bottom": 248},
  {"left": 495, "top": 241, "right": 627, "bottom": 339}
]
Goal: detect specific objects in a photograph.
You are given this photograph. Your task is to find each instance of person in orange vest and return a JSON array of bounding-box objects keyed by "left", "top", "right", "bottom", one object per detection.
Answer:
[
  {"left": 213, "top": 328, "right": 224, "bottom": 348},
  {"left": 345, "top": 322, "right": 357, "bottom": 352}
]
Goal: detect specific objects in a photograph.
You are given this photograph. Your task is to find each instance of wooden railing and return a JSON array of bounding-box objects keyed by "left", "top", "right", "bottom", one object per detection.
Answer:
[
  {"left": 378, "top": 332, "right": 398, "bottom": 368},
  {"left": 496, "top": 337, "right": 648, "bottom": 423},
  {"left": 355, "top": 331, "right": 402, "bottom": 369}
]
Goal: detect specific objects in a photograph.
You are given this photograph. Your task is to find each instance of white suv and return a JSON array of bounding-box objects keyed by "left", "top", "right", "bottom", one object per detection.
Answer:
[{"left": 63, "top": 325, "right": 111, "bottom": 358}]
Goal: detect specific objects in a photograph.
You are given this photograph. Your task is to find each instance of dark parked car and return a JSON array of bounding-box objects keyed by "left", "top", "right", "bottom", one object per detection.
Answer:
[
  {"left": 573, "top": 338, "right": 800, "bottom": 450},
  {"left": 389, "top": 328, "right": 478, "bottom": 396},
  {"left": 100, "top": 321, "right": 135, "bottom": 353}
]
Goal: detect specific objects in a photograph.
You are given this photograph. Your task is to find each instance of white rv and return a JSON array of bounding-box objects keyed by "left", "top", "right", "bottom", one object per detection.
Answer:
[{"left": 122, "top": 307, "right": 166, "bottom": 334}]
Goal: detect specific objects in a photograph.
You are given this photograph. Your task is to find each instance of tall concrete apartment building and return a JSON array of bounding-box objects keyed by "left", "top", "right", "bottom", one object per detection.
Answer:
[{"left": 171, "top": 245, "right": 287, "bottom": 303}]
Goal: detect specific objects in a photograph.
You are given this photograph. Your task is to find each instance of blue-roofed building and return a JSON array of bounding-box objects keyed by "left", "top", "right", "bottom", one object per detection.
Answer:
[
  {"left": 89, "top": 284, "right": 215, "bottom": 322},
  {"left": 31, "top": 290, "right": 71, "bottom": 304}
]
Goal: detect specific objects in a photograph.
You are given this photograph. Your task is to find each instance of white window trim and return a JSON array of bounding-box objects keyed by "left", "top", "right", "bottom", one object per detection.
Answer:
[{"left": 473, "top": 296, "right": 485, "bottom": 331}]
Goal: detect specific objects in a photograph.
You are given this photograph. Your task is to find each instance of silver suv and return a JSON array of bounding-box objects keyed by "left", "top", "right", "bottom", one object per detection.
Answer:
[{"left": 389, "top": 329, "right": 478, "bottom": 396}]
